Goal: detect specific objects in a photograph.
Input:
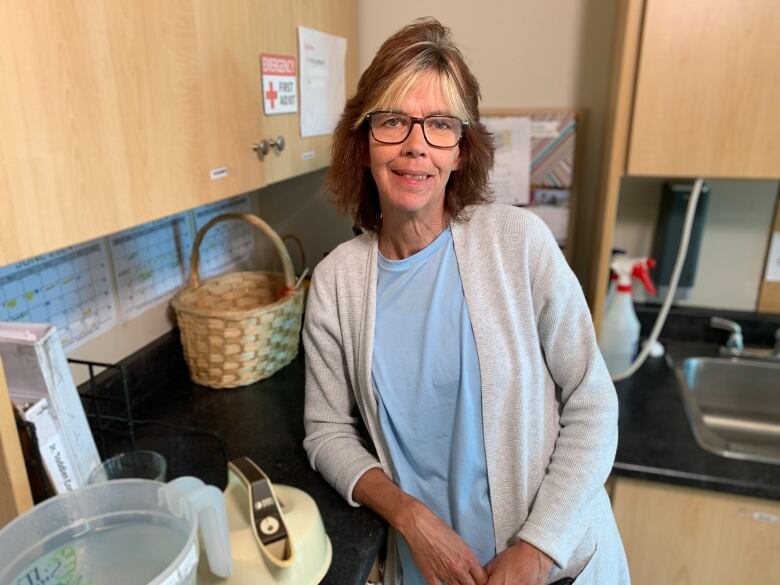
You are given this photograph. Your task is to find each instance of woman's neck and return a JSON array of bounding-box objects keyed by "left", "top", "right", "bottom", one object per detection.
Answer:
[{"left": 378, "top": 209, "right": 448, "bottom": 260}]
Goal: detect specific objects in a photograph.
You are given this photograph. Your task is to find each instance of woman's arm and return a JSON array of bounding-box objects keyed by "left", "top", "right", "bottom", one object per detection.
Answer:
[
  {"left": 354, "top": 468, "right": 488, "bottom": 585},
  {"left": 302, "top": 261, "right": 382, "bottom": 504}
]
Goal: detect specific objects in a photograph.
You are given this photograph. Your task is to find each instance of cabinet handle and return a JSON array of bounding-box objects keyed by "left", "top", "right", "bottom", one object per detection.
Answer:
[
  {"left": 252, "top": 136, "right": 285, "bottom": 159},
  {"left": 252, "top": 141, "right": 268, "bottom": 157},
  {"left": 252, "top": 140, "right": 270, "bottom": 157}
]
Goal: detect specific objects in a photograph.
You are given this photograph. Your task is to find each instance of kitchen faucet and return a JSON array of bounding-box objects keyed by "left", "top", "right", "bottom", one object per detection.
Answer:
[
  {"left": 711, "top": 316, "right": 780, "bottom": 361},
  {"left": 710, "top": 317, "right": 743, "bottom": 355}
]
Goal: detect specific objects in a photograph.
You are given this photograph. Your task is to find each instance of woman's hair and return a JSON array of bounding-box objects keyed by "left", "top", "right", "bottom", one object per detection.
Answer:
[{"left": 326, "top": 18, "right": 495, "bottom": 233}]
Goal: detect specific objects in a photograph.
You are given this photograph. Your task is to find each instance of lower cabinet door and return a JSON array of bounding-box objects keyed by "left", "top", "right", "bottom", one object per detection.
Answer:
[{"left": 612, "top": 477, "right": 780, "bottom": 584}]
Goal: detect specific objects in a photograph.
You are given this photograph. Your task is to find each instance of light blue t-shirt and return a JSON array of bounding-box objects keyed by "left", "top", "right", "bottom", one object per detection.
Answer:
[{"left": 372, "top": 227, "right": 496, "bottom": 584}]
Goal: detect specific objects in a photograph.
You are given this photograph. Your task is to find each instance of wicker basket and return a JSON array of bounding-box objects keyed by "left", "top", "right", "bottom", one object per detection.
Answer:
[{"left": 171, "top": 213, "right": 305, "bottom": 389}]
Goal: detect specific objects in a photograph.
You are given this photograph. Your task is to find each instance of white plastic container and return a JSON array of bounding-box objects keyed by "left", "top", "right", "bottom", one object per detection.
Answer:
[
  {"left": 0, "top": 477, "right": 232, "bottom": 585},
  {"left": 599, "top": 256, "right": 656, "bottom": 377},
  {"left": 600, "top": 289, "right": 641, "bottom": 375}
]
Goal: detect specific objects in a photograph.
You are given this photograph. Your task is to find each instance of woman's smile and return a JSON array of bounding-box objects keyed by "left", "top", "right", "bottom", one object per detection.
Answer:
[
  {"left": 391, "top": 168, "right": 434, "bottom": 185},
  {"left": 369, "top": 75, "right": 460, "bottom": 222}
]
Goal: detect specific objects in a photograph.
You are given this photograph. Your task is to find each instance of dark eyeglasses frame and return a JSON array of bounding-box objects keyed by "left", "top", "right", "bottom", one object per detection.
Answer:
[{"left": 365, "top": 111, "right": 469, "bottom": 148}]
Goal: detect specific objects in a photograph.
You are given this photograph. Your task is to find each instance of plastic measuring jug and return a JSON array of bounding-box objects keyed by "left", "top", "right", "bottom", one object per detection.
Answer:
[{"left": 0, "top": 477, "right": 232, "bottom": 585}]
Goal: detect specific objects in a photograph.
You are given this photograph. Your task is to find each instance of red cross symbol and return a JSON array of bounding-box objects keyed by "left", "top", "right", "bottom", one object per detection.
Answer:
[{"left": 266, "top": 81, "right": 278, "bottom": 109}]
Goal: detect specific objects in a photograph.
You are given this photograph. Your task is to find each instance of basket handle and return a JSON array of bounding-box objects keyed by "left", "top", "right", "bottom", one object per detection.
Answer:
[{"left": 189, "top": 213, "right": 297, "bottom": 293}]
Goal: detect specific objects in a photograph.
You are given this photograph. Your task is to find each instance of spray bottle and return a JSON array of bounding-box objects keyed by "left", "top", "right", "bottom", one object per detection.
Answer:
[
  {"left": 599, "top": 257, "right": 656, "bottom": 376},
  {"left": 604, "top": 250, "right": 626, "bottom": 311}
]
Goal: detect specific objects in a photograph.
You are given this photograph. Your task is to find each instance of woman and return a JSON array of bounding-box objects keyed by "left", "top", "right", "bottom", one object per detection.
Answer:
[{"left": 303, "top": 18, "right": 629, "bottom": 585}]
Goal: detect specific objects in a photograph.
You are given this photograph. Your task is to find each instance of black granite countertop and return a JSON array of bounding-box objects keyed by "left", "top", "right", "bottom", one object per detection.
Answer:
[{"left": 612, "top": 339, "right": 780, "bottom": 500}]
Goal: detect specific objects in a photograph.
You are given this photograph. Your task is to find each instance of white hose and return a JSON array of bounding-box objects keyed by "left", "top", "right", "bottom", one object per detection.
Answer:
[{"left": 611, "top": 178, "right": 705, "bottom": 382}]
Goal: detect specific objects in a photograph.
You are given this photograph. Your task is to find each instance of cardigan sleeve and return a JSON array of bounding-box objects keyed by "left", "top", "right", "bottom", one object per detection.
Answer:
[
  {"left": 516, "top": 215, "right": 619, "bottom": 567},
  {"left": 302, "top": 260, "right": 383, "bottom": 506}
]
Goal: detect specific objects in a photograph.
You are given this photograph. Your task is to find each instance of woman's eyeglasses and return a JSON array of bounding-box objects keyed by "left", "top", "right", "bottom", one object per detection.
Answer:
[{"left": 366, "top": 112, "right": 468, "bottom": 148}]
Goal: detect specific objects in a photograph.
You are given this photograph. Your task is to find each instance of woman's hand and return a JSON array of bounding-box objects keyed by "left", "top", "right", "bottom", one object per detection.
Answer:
[
  {"left": 484, "top": 540, "right": 554, "bottom": 585},
  {"left": 353, "top": 469, "right": 487, "bottom": 585},
  {"left": 396, "top": 498, "right": 488, "bottom": 585}
]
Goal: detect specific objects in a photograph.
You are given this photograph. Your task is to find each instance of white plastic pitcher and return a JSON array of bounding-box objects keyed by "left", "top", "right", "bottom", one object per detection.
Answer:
[{"left": 0, "top": 477, "right": 232, "bottom": 585}]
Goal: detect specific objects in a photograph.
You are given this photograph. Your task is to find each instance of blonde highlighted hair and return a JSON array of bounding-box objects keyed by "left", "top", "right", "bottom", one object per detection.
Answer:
[{"left": 327, "top": 18, "right": 495, "bottom": 233}]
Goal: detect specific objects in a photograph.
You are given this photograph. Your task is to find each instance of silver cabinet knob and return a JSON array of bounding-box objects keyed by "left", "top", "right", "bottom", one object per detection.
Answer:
[
  {"left": 252, "top": 141, "right": 270, "bottom": 157},
  {"left": 251, "top": 136, "right": 285, "bottom": 159},
  {"left": 269, "top": 136, "right": 285, "bottom": 152}
]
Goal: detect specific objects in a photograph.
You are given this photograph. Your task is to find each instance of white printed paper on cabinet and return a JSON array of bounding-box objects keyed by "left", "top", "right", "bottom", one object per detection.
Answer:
[
  {"left": 261, "top": 54, "right": 298, "bottom": 115},
  {"left": 298, "top": 26, "right": 347, "bottom": 137}
]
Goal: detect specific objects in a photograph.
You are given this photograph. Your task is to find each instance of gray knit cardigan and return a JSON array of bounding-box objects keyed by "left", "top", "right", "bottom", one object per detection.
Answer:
[{"left": 303, "top": 204, "right": 630, "bottom": 584}]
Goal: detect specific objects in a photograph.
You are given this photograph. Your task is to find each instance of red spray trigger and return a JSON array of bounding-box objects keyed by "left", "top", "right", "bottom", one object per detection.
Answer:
[{"left": 632, "top": 259, "right": 657, "bottom": 296}]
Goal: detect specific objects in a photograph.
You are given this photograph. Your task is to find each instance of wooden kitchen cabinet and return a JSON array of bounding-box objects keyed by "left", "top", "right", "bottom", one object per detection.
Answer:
[
  {"left": 0, "top": 1, "right": 215, "bottom": 266},
  {"left": 612, "top": 477, "right": 780, "bottom": 584},
  {"left": 628, "top": 0, "right": 780, "bottom": 179},
  {"left": 587, "top": 0, "right": 780, "bottom": 330},
  {"left": 0, "top": 0, "right": 357, "bottom": 267}
]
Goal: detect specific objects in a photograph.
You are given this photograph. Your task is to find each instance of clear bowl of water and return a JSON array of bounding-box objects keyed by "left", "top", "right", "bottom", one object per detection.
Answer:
[{"left": 0, "top": 479, "right": 200, "bottom": 585}]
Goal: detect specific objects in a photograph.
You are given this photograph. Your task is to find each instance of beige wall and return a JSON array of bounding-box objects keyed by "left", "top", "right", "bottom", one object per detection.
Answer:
[{"left": 358, "top": 0, "right": 619, "bottom": 280}]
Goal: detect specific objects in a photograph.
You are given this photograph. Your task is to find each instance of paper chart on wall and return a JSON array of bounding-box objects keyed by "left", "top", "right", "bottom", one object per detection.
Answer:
[
  {"left": 484, "top": 116, "right": 532, "bottom": 206},
  {"left": 109, "top": 213, "right": 194, "bottom": 322},
  {"left": 0, "top": 242, "right": 115, "bottom": 351},
  {"left": 193, "top": 195, "right": 253, "bottom": 279},
  {"left": 298, "top": 26, "right": 347, "bottom": 137}
]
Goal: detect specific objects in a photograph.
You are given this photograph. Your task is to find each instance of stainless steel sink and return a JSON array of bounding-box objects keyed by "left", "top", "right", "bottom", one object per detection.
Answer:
[{"left": 676, "top": 357, "right": 780, "bottom": 465}]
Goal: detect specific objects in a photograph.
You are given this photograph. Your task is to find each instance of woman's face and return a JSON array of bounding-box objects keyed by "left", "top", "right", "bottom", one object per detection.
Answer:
[{"left": 368, "top": 76, "right": 461, "bottom": 223}]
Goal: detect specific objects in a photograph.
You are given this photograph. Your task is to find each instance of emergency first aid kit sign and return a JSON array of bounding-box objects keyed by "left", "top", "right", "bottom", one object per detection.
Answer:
[{"left": 261, "top": 54, "right": 298, "bottom": 115}]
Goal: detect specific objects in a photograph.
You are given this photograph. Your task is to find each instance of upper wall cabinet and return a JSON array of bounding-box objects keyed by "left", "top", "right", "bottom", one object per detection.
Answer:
[
  {"left": 627, "top": 0, "right": 780, "bottom": 179},
  {"left": 0, "top": 0, "right": 357, "bottom": 267}
]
